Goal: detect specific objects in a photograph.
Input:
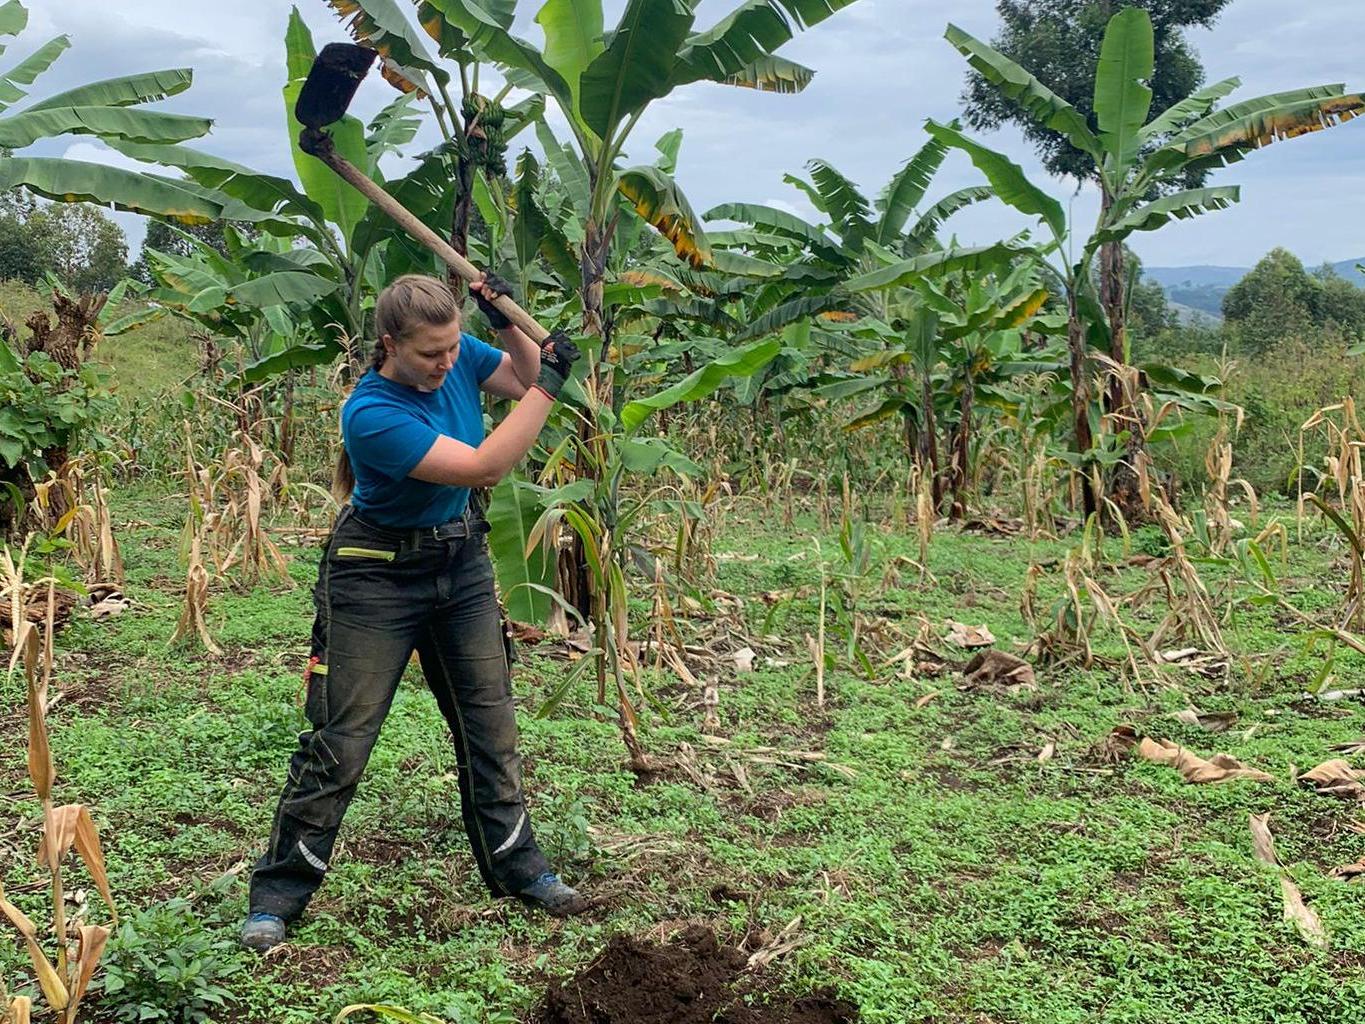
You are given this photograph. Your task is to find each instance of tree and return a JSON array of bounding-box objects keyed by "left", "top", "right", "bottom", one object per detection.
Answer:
[
  {"left": 961, "top": 0, "right": 1234, "bottom": 505},
  {"left": 942, "top": 8, "right": 1365, "bottom": 517},
  {"left": 0, "top": 196, "right": 128, "bottom": 292},
  {"left": 963, "top": 0, "right": 1233, "bottom": 182},
  {"left": 42, "top": 203, "right": 128, "bottom": 293},
  {"left": 0, "top": 188, "right": 50, "bottom": 281},
  {"left": 1223, "top": 249, "right": 1365, "bottom": 354},
  {"left": 131, "top": 219, "right": 235, "bottom": 284}
]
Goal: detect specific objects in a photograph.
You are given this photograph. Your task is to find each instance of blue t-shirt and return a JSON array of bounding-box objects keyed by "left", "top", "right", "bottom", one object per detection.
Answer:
[{"left": 341, "top": 332, "right": 504, "bottom": 527}]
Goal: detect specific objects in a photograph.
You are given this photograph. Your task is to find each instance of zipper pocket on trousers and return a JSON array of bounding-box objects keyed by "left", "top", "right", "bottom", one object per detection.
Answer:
[{"left": 334, "top": 546, "right": 396, "bottom": 561}]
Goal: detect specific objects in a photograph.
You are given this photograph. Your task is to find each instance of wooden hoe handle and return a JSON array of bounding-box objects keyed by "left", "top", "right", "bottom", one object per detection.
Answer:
[{"left": 301, "top": 128, "right": 550, "bottom": 344}]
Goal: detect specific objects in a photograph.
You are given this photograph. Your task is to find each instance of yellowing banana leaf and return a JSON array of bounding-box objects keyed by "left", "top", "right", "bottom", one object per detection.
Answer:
[
  {"left": 326, "top": 0, "right": 448, "bottom": 91},
  {"left": 616, "top": 165, "right": 711, "bottom": 268},
  {"left": 423, "top": 0, "right": 574, "bottom": 116}
]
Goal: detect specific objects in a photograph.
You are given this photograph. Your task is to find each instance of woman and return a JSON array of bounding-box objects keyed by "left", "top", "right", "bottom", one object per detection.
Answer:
[{"left": 241, "top": 273, "right": 582, "bottom": 952}]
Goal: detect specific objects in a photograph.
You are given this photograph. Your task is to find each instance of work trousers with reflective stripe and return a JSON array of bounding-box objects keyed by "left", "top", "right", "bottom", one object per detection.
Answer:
[{"left": 248, "top": 505, "right": 549, "bottom": 921}]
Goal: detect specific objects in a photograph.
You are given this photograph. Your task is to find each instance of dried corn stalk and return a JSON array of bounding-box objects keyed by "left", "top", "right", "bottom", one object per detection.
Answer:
[{"left": 2, "top": 559, "right": 116, "bottom": 1022}]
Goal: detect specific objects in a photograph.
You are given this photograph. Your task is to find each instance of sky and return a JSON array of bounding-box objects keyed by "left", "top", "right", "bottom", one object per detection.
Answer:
[{"left": 21, "top": 0, "right": 1365, "bottom": 271}]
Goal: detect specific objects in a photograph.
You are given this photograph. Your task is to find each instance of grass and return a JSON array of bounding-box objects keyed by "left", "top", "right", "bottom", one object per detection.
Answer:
[{"left": 5, "top": 484, "right": 1365, "bottom": 1023}]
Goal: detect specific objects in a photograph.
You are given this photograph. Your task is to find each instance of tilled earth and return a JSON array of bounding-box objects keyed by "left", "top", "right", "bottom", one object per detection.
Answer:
[{"left": 530, "top": 925, "right": 857, "bottom": 1024}]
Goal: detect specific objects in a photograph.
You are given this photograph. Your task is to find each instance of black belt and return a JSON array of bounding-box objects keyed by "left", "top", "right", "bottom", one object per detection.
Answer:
[{"left": 342, "top": 505, "right": 490, "bottom": 544}]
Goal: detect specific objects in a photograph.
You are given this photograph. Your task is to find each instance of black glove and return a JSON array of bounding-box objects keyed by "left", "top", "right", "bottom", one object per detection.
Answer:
[
  {"left": 533, "top": 329, "right": 580, "bottom": 399},
  {"left": 473, "top": 273, "right": 514, "bottom": 330}
]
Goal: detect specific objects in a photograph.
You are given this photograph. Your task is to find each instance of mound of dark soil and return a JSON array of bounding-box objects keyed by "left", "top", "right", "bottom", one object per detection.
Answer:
[{"left": 531, "top": 925, "right": 857, "bottom": 1024}]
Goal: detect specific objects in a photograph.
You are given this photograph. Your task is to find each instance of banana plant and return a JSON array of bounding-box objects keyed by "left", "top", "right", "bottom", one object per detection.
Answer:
[
  {"left": 491, "top": 333, "right": 779, "bottom": 770},
  {"left": 704, "top": 131, "right": 995, "bottom": 340},
  {"left": 320, "top": 0, "right": 547, "bottom": 293},
  {"left": 0, "top": 0, "right": 222, "bottom": 230},
  {"left": 432, "top": 0, "right": 861, "bottom": 342},
  {"left": 842, "top": 258, "right": 1055, "bottom": 516},
  {"left": 938, "top": 7, "right": 1365, "bottom": 517}
]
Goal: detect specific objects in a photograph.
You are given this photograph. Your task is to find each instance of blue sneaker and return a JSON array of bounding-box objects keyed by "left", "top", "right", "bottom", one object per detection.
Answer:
[
  {"left": 240, "top": 912, "right": 286, "bottom": 952},
  {"left": 517, "top": 872, "right": 590, "bottom": 917}
]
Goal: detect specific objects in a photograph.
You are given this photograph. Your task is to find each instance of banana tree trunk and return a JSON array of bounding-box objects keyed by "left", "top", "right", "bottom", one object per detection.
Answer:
[
  {"left": 1100, "top": 189, "right": 1151, "bottom": 522},
  {"left": 950, "top": 361, "right": 973, "bottom": 521},
  {"left": 561, "top": 216, "right": 613, "bottom": 625},
  {"left": 447, "top": 154, "right": 475, "bottom": 299},
  {"left": 919, "top": 371, "right": 943, "bottom": 512},
  {"left": 1067, "top": 291, "right": 1099, "bottom": 520}
]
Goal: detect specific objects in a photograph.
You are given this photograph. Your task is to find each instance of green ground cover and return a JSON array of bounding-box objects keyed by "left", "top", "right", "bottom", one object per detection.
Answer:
[{"left": 5, "top": 487, "right": 1365, "bottom": 1023}]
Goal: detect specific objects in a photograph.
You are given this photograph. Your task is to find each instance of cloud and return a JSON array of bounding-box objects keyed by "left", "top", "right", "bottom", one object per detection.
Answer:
[
  {"left": 14, "top": 0, "right": 1365, "bottom": 267},
  {"left": 59, "top": 141, "right": 149, "bottom": 174}
]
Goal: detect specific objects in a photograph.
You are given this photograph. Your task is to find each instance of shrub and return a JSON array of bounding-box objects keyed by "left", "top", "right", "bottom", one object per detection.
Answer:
[
  {"left": 0, "top": 347, "right": 116, "bottom": 524},
  {"left": 97, "top": 899, "right": 241, "bottom": 1024}
]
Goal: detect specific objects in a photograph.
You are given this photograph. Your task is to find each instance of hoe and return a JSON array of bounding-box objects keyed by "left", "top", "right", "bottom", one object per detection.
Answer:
[{"left": 294, "top": 43, "right": 548, "bottom": 342}]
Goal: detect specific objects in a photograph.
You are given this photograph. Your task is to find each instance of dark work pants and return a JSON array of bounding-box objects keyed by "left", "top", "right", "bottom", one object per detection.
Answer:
[{"left": 248, "top": 506, "right": 550, "bottom": 921}]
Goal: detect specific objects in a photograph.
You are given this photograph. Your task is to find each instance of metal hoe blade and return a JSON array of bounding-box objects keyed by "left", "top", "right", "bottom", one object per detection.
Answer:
[{"left": 295, "top": 43, "right": 378, "bottom": 130}]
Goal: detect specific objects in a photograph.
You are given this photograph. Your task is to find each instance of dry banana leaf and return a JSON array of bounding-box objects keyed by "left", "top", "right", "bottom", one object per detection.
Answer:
[
  {"left": 1136, "top": 737, "right": 1272, "bottom": 784},
  {"left": 961, "top": 650, "right": 1036, "bottom": 691},
  {"left": 1249, "top": 813, "right": 1329, "bottom": 947},
  {"left": 1172, "top": 707, "right": 1238, "bottom": 732},
  {"left": 1298, "top": 760, "right": 1365, "bottom": 803},
  {"left": 944, "top": 620, "right": 995, "bottom": 648}
]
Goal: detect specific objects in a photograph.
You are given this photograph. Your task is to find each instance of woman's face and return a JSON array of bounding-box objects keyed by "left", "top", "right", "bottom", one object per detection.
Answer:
[{"left": 382, "top": 317, "right": 461, "bottom": 392}]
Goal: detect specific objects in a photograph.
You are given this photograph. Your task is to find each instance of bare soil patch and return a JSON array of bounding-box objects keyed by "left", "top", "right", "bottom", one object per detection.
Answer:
[{"left": 529, "top": 925, "right": 856, "bottom": 1024}]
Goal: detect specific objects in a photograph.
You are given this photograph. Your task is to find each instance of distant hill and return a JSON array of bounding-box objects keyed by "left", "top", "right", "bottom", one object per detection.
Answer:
[
  {"left": 1143, "top": 256, "right": 1365, "bottom": 317},
  {"left": 1144, "top": 265, "right": 1249, "bottom": 290},
  {"left": 1328, "top": 259, "right": 1365, "bottom": 285}
]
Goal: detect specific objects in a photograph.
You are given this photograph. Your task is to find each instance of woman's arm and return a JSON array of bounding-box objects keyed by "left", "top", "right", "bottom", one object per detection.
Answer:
[
  {"left": 408, "top": 388, "right": 553, "bottom": 488},
  {"left": 470, "top": 276, "right": 541, "bottom": 392},
  {"left": 496, "top": 323, "right": 542, "bottom": 390},
  {"left": 407, "top": 330, "right": 580, "bottom": 489}
]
